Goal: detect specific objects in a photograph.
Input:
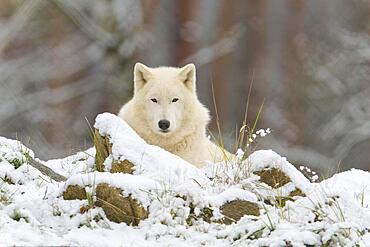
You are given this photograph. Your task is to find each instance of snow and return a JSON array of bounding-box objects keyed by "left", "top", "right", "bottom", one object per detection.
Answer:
[
  {"left": 206, "top": 188, "right": 258, "bottom": 207},
  {"left": 43, "top": 147, "right": 96, "bottom": 178},
  {"left": 94, "top": 113, "right": 209, "bottom": 186},
  {"left": 1, "top": 112, "right": 370, "bottom": 246},
  {"left": 63, "top": 172, "right": 158, "bottom": 207},
  {"left": 248, "top": 149, "right": 312, "bottom": 193}
]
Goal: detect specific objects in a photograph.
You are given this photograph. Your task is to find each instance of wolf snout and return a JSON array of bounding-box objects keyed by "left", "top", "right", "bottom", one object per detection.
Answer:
[{"left": 158, "top": 119, "right": 170, "bottom": 131}]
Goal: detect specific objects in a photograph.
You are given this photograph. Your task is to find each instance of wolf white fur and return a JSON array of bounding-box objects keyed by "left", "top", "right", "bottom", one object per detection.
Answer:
[{"left": 118, "top": 63, "right": 228, "bottom": 167}]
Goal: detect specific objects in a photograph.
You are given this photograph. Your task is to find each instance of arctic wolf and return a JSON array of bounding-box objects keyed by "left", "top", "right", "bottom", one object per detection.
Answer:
[{"left": 118, "top": 63, "right": 229, "bottom": 167}]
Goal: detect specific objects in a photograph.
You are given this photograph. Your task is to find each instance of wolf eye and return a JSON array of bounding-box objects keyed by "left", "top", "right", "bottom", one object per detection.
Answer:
[
  {"left": 150, "top": 98, "right": 158, "bottom": 103},
  {"left": 172, "top": 98, "right": 179, "bottom": 103}
]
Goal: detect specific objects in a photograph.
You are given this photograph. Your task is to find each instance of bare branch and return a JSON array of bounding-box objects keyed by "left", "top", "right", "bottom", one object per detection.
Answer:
[{"left": 28, "top": 157, "right": 67, "bottom": 182}]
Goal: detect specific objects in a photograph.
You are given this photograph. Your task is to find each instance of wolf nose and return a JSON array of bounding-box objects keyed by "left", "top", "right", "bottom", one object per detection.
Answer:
[{"left": 158, "top": 119, "right": 170, "bottom": 130}]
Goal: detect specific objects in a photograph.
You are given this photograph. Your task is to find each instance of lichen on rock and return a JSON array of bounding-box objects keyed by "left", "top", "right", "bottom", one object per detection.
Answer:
[
  {"left": 186, "top": 199, "right": 260, "bottom": 226},
  {"left": 110, "top": 160, "right": 134, "bottom": 174},
  {"left": 95, "top": 183, "right": 148, "bottom": 226},
  {"left": 63, "top": 185, "right": 87, "bottom": 200},
  {"left": 93, "top": 129, "right": 135, "bottom": 174},
  {"left": 254, "top": 168, "right": 291, "bottom": 189},
  {"left": 93, "top": 129, "right": 110, "bottom": 172},
  {"left": 220, "top": 200, "right": 260, "bottom": 225},
  {"left": 62, "top": 182, "right": 148, "bottom": 226}
]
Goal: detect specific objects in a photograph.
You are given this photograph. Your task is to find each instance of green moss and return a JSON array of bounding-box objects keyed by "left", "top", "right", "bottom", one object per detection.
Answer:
[
  {"left": 10, "top": 158, "right": 23, "bottom": 169},
  {"left": 2, "top": 175, "right": 14, "bottom": 184},
  {"left": 0, "top": 188, "right": 11, "bottom": 205},
  {"left": 11, "top": 210, "right": 29, "bottom": 223},
  {"left": 22, "top": 151, "right": 32, "bottom": 164},
  {"left": 186, "top": 203, "right": 214, "bottom": 225},
  {"left": 275, "top": 196, "right": 292, "bottom": 208}
]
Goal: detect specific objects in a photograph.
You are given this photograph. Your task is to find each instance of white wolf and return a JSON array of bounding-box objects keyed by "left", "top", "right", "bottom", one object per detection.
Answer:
[{"left": 118, "top": 63, "right": 229, "bottom": 167}]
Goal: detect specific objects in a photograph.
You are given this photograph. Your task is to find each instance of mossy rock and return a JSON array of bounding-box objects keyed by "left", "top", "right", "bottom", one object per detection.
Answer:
[
  {"left": 110, "top": 160, "right": 134, "bottom": 174},
  {"left": 63, "top": 185, "right": 87, "bottom": 200},
  {"left": 63, "top": 183, "right": 148, "bottom": 225},
  {"left": 254, "top": 168, "right": 306, "bottom": 207},
  {"left": 187, "top": 200, "right": 260, "bottom": 226},
  {"left": 220, "top": 200, "right": 260, "bottom": 225},
  {"left": 93, "top": 129, "right": 135, "bottom": 174},
  {"left": 95, "top": 183, "right": 148, "bottom": 226},
  {"left": 254, "top": 168, "right": 291, "bottom": 189},
  {"left": 93, "top": 129, "right": 111, "bottom": 172}
]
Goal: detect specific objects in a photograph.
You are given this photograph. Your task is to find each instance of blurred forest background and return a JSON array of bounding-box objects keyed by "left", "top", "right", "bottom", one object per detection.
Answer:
[{"left": 1, "top": 0, "right": 370, "bottom": 174}]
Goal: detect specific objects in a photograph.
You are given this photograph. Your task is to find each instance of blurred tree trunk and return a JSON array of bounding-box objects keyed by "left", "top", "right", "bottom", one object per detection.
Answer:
[
  {"left": 174, "top": 0, "right": 197, "bottom": 63},
  {"left": 241, "top": 0, "right": 268, "bottom": 133},
  {"left": 209, "top": 0, "right": 234, "bottom": 134},
  {"left": 227, "top": 0, "right": 249, "bottom": 135},
  {"left": 262, "top": 0, "right": 287, "bottom": 134},
  {"left": 0, "top": 0, "right": 12, "bottom": 17},
  {"left": 45, "top": 6, "right": 81, "bottom": 155},
  {"left": 140, "top": 0, "right": 177, "bottom": 65},
  {"left": 283, "top": 0, "right": 306, "bottom": 146},
  {"left": 195, "top": 0, "right": 222, "bottom": 110}
]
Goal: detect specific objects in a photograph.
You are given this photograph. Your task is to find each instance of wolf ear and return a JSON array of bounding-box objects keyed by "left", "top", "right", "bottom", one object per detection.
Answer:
[
  {"left": 134, "top": 63, "right": 151, "bottom": 94},
  {"left": 178, "top": 64, "right": 196, "bottom": 92}
]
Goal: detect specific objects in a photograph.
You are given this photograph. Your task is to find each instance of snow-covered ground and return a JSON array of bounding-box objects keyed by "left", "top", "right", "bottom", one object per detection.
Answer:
[{"left": 0, "top": 113, "right": 370, "bottom": 246}]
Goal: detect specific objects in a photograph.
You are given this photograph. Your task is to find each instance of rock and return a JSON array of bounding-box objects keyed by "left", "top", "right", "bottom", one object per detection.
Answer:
[
  {"left": 63, "top": 183, "right": 148, "bottom": 225},
  {"left": 63, "top": 129, "right": 146, "bottom": 225},
  {"left": 93, "top": 129, "right": 110, "bottom": 172},
  {"left": 93, "top": 129, "right": 135, "bottom": 174},
  {"left": 110, "top": 160, "right": 134, "bottom": 174},
  {"left": 254, "top": 167, "right": 306, "bottom": 207},
  {"left": 186, "top": 200, "right": 260, "bottom": 226},
  {"left": 63, "top": 185, "right": 87, "bottom": 200},
  {"left": 95, "top": 183, "right": 148, "bottom": 226},
  {"left": 254, "top": 168, "right": 291, "bottom": 189},
  {"left": 248, "top": 150, "right": 311, "bottom": 199},
  {"left": 220, "top": 200, "right": 260, "bottom": 225}
]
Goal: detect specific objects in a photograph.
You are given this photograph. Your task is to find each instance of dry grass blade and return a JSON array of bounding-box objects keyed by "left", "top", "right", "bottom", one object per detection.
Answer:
[
  {"left": 241, "top": 99, "right": 265, "bottom": 161},
  {"left": 209, "top": 80, "right": 231, "bottom": 163},
  {"left": 236, "top": 70, "right": 255, "bottom": 152}
]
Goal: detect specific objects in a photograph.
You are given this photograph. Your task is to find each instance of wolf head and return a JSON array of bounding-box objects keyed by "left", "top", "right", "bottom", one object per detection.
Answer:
[{"left": 130, "top": 63, "right": 208, "bottom": 137}]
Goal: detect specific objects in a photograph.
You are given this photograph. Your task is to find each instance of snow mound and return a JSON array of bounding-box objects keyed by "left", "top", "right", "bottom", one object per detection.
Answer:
[
  {"left": 0, "top": 112, "right": 370, "bottom": 246},
  {"left": 249, "top": 149, "right": 312, "bottom": 192},
  {"left": 94, "top": 112, "right": 210, "bottom": 185}
]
